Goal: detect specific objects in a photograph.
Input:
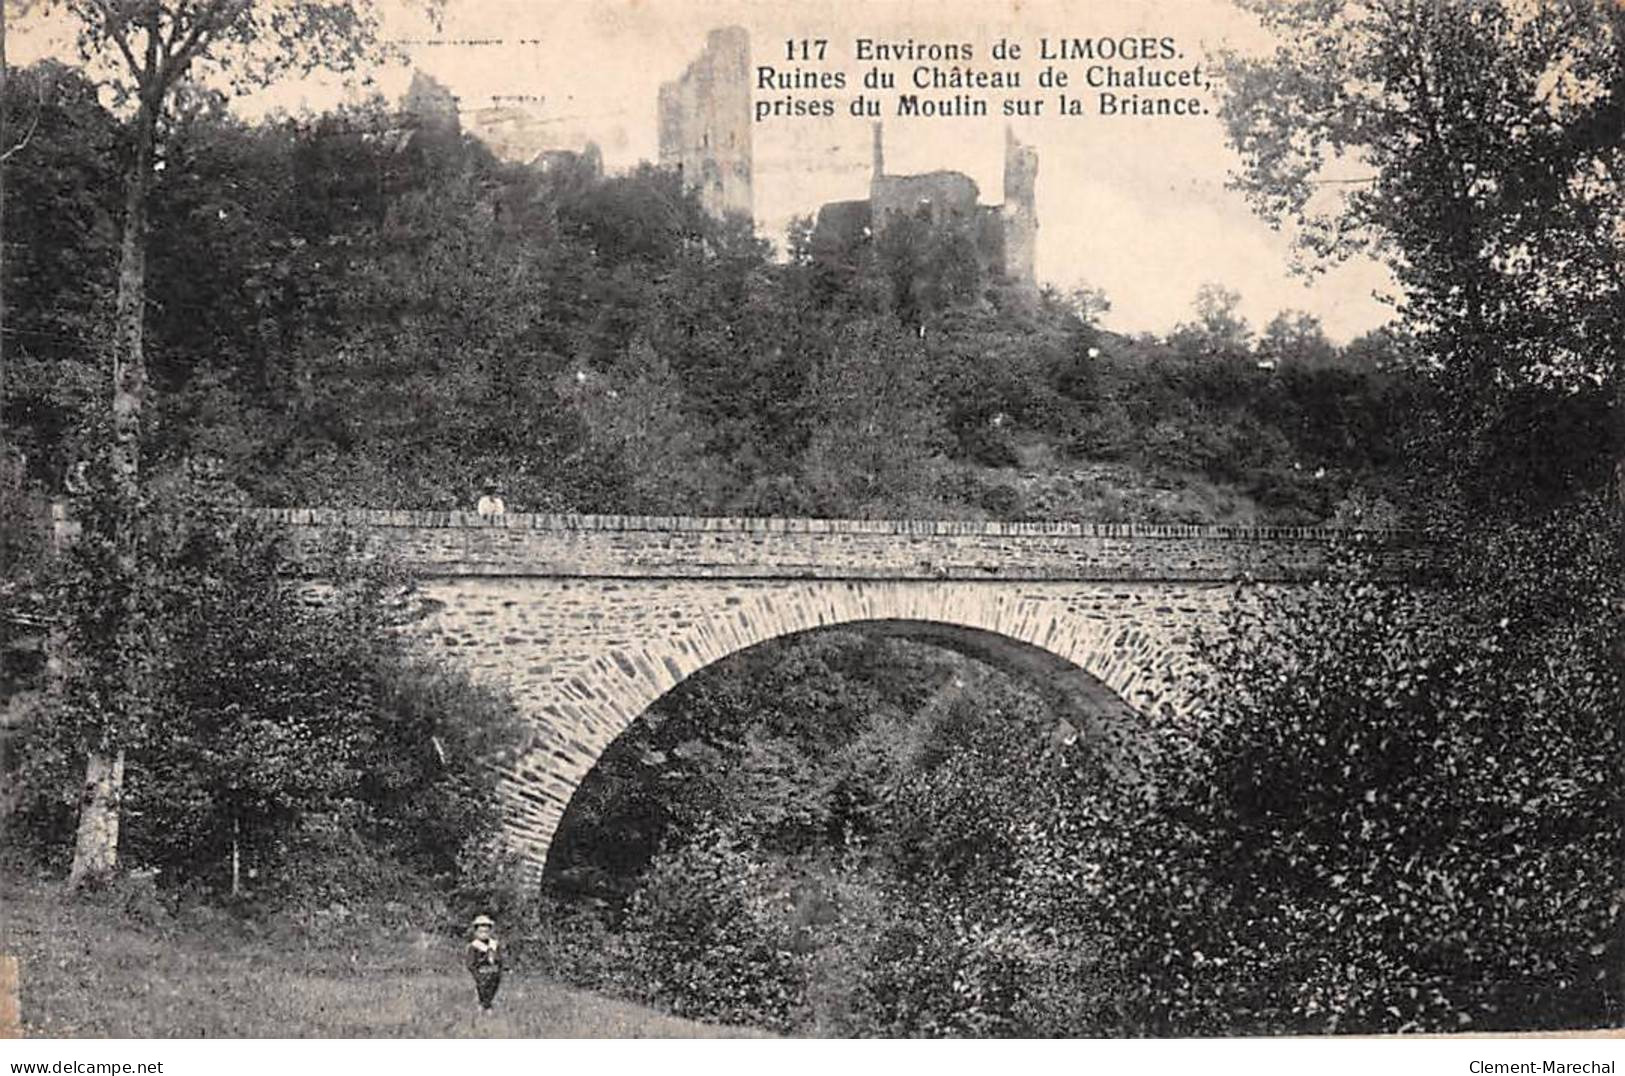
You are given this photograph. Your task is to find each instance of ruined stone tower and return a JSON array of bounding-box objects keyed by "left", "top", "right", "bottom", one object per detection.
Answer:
[
  {"left": 658, "top": 27, "right": 753, "bottom": 221},
  {"left": 1001, "top": 127, "right": 1039, "bottom": 290},
  {"left": 817, "top": 123, "right": 1038, "bottom": 292},
  {"left": 869, "top": 123, "right": 981, "bottom": 230}
]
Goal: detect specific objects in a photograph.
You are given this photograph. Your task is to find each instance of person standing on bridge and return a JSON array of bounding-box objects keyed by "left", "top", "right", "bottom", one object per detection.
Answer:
[
  {"left": 466, "top": 914, "right": 504, "bottom": 1012},
  {"left": 476, "top": 480, "right": 507, "bottom": 517}
]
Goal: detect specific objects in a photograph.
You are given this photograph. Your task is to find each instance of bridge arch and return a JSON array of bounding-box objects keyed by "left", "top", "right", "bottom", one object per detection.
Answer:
[
  {"left": 419, "top": 577, "right": 1210, "bottom": 878},
  {"left": 537, "top": 611, "right": 1162, "bottom": 880}
]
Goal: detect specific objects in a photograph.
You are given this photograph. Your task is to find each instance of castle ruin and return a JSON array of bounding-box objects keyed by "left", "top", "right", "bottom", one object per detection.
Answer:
[
  {"left": 658, "top": 27, "right": 754, "bottom": 221},
  {"left": 814, "top": 124, "right": 1038, "bottom": 291}
]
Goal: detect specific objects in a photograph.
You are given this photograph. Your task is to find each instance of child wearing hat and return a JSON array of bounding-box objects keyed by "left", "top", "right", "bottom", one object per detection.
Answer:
[{"left": 466, "top": 914, "right": 504, "bottom": 1011}]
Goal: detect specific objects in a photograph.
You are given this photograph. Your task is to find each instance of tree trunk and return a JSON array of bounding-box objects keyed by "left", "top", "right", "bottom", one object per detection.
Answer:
[
  {"left": 1, "top": 0, "right": 9, "bottom": 447},
  {"left": 65, "top": 749, "right": 124, "bottom": 889},
  {"left": 109, "top": 101, "right": 152, "bottom": 494},
  {"left": 66, "top": 98, "right": 155, "bottom": 892}
]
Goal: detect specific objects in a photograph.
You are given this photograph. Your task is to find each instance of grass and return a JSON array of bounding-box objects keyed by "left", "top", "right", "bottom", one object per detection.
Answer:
[{"left": 0, "top": 872, "right": 765, "bottom": 1038}]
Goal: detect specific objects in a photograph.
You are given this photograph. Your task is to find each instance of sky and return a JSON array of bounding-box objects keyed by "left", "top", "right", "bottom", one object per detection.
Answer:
[{"left": 14, "top": 0, "right": 1399, "bottom": 342}]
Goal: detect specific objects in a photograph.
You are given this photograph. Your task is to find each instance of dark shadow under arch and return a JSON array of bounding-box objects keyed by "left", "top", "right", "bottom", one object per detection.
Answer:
[
  {"left": 541, "top": 615, "right": 1154, "bottom": 881},
  {"left": 817, "top": 619, "right": 1154, "bottom": 777}
]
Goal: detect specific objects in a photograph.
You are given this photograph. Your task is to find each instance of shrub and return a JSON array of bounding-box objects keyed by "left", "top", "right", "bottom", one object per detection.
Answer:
[
  {"left": 1096, "top": 503, "right": 1623, "bottom": 1034},
  {"left": 1066, "top": 402, "right": 1135, "bottom": 462},
  {"left": 618, "top": 830, "right": 808, "bottom": 1031}
]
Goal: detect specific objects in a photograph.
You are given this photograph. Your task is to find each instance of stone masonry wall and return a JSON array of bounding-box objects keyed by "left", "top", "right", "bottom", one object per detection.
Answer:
[
  {"left": 254, "top": 509, "right": 1416, "bottom": 582},
  {"left": 413, "top": 576, "right": 1235, "bottom": 874}
]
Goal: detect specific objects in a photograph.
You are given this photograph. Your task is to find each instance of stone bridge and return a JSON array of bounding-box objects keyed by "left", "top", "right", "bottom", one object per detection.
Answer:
[{"left": 260, "top": 509, "right": 1419, "bottom": 881}]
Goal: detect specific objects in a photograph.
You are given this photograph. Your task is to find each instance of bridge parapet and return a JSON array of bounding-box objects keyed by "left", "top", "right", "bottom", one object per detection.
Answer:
[{"left": 249, "top": 508, "right": 1426, "bottom": 582}]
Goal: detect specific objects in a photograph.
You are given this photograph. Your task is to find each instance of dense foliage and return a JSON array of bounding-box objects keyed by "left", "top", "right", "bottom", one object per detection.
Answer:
[
  {"left": 1219, "top": 0, "right": 1623, "bottom": 522},
  {"left": 1, "top": 65, "right": 1417, "bottom": 527},
  {"left": 531, "top": 633, "right": 1118, "bottom": 1036},
  {"left": 1096, "top": 515, "right": 1622, "bottom": 1034},
  {"left": 6, "top": 469, "right": 528, "bottom": 906}
]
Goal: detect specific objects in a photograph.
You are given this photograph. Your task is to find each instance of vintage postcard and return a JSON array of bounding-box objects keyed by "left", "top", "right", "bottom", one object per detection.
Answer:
[{"left": 0, "top": 0, "right": 1619, "bottom": 1057}]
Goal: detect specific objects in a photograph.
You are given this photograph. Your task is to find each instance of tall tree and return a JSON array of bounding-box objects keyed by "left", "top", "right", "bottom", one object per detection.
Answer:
[
  {"left": 1216, "top": 0, "right": 1624, "bottom": 516},
  {"left": 1168, "top": 282, "right": 1252, "bottom": 361},
  {"left": 38, "top": 0, "right": 437, "bottom": 889},
  {"left": 1257, "top": 310, "right": 1336, "bottom": 371}
]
